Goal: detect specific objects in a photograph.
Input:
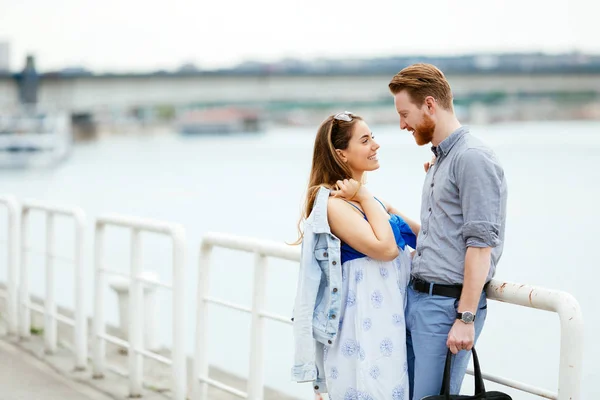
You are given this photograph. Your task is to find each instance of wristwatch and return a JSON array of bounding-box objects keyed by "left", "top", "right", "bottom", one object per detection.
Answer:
[{"left": 456, "top": 311, "right": 476, "bottom": 324}]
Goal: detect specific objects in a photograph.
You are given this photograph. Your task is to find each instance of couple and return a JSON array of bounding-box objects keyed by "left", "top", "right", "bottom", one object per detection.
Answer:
[{"left": 291, "top": 63, "right": 508, "bottom": 400}]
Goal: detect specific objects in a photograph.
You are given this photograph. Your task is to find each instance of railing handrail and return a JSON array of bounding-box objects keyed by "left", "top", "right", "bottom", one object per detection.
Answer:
[
  {"left": 194, "top": 232, "right": 583, "bottom": 400},
  {"left": 19, "top": 199, "right": 87, "bottom": 371},
  {"left": 0, "top": 195, "right": 19, "bottom": 336},
  {"left": 92, "top": 213, "right": 186, "bottom": 400},
  {"left": 96, "top": 213, "right": 186, "bottom": 238},
  {"left": 201, "top": 231, "right": 300, "bottom": 261}
]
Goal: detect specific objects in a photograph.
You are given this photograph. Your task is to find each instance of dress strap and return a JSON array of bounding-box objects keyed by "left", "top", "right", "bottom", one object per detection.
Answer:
[
  {"left": 373, "top": 197, "right": 390, "bottom": 214},
  {"left": 343, "top": 200, "right": 366, "bottom": 218}
]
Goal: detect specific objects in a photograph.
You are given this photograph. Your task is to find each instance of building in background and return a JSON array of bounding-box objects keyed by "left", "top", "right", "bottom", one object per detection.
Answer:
[{"left": 0, "top": 41, "right": 9, "bottom": 72}]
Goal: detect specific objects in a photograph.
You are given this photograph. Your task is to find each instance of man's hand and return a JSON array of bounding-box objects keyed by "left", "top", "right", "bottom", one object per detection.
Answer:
[{"left": 446, "top": 319, "right": 475, "bottom": 354}]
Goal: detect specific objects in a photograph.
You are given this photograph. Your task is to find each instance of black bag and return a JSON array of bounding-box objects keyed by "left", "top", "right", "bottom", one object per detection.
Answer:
[{"left": 422, "top": 348, "right": 512, "bottom": 399}]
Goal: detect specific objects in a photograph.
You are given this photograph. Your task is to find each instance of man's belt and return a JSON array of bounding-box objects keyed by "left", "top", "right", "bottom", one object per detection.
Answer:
[{"left": 412, "top": 277, "right": 462, "bottom": 298}]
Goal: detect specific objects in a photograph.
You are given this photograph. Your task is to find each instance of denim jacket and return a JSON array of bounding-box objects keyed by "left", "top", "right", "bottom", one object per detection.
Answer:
[{"left": 291, "top": 186, "right": 342, "bottom": 392}]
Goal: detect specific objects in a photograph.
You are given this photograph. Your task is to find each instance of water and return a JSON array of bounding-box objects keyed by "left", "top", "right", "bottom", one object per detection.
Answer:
[{"left": 0, "top": 121, "right": 598, "bottom": 399}]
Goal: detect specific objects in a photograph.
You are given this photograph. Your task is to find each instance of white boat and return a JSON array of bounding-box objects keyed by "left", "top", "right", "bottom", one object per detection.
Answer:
[{"left": 0, "top": 109, "right": 72, "bottom": 168}]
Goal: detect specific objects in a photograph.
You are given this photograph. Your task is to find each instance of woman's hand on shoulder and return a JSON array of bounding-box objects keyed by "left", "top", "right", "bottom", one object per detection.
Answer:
[
  {"left": 424, "top": 155, "right": 436, "bottom": 172},
  {"left": 329, "top": 179, "right": 370, "bottom": 202}
]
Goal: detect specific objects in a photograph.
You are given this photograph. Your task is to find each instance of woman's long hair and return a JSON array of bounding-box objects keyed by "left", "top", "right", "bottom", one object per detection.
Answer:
[{"left": 291, "top": 113, "right": 363, "bottom": 245}]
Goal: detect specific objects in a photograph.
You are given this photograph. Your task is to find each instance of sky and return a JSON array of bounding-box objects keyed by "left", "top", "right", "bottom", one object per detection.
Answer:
[{"left": 0, "top": 0, "right": 597, "bottom": 72}]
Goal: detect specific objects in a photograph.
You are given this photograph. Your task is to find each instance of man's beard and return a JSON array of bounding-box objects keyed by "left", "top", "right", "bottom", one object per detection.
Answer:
[{"left": 413, "top": 112, "right": 435, "bottom": 146}]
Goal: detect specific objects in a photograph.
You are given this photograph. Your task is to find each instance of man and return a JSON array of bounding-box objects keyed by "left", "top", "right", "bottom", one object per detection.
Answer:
[{"left": 389, "top": 64, "right": 507, "bottom": 399}]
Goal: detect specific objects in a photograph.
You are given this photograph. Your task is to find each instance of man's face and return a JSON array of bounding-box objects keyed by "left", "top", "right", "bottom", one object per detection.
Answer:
[{"left": 394, "top": 90, "right": 435, "bottom": 146}]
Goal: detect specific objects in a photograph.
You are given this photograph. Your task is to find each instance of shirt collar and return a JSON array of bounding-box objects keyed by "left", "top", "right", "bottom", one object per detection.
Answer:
[{"left": 431, "top": 126, "right": 468, "bottom": 159}]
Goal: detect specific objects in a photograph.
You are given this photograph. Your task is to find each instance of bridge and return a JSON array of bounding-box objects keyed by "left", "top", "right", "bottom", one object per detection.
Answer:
[{"left": 1, "top": 71, "right": 600, "bottom": 113}]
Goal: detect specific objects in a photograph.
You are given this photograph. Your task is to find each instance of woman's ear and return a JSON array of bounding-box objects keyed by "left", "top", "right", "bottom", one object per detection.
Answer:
[{"left": 335, "top": 149, "right": 347, "bottom": 163}]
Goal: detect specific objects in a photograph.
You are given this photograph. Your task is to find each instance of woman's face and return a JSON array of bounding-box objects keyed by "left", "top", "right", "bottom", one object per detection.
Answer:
[{"left": 338, "top": 120, "right": 380, "bottom": 173}]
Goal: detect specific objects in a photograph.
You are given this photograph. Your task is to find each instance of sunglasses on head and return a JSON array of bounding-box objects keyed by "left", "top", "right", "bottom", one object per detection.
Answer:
[{"left": 333, "top": 111, "right": 353, "bottom": 122}]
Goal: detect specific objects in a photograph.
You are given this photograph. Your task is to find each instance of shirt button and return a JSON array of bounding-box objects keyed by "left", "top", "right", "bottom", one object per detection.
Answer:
[
  {"left": 328, "top": 340, "right": 332, "bottom": 344},
  {"left": 323, "top": 252, "right": 328, "bottom": 257},
  {"left": 418, "top": 252, "right": 422, "bottom": 256},
  {"left": 430, "top": 183, "right": 434, "bottom": 187},
  {"left": 314, "top": 385, "right": 319, "bottom": 390},
  {"left": 332, "top": 261, "right": 337, "bottom": 265},
  {"left": 333, "top": 288, "right": 338, "bottom": 293},
  {"left": 428, "top": 207, "right": 432, "bottom": 212},
  {"left": 423, "top": 231, "right": 427, "bottom": 235},
  {"left": 331, "top": 314, "right": 336, "bottom": 319}
]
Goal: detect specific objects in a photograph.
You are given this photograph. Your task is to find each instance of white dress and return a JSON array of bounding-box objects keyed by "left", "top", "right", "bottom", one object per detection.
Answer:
[{"left": 322, "top": 244, "right": 412, "bottom": 400}]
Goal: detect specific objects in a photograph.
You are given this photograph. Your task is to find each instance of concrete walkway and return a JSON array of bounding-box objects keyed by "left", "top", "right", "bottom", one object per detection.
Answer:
[{"left": 0, "top": 339, "right": 112, "bottom": 400}]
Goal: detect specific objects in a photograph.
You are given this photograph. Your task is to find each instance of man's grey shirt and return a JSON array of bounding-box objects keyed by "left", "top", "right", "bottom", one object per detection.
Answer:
[{"left": 411, "top": 126, "right": 508, "bottom": 285}]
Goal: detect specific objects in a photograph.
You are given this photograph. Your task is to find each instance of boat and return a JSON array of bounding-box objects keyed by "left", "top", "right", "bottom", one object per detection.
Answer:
[{"left": 0, "top": 109, "right": 72, "bottom": 168}]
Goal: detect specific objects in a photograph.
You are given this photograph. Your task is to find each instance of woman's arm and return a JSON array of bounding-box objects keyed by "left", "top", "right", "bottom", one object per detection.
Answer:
[{"left": 328, "top": 181, "right": 399, "bottom": 261}]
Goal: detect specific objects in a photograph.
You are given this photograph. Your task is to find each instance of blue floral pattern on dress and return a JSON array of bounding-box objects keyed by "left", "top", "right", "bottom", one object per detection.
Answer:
[
  {"left": 344, "top": 387, "right": 358, "bottom": 400},
  {"left": 371, "top": 290, "right": 384, "bottom": 308},
  {"left": 342, "top": 339, "right": 358, "bottom": 358},
  {"left": 392, "top": 384, "right": 406, "bottom": 400},
  {"left": 330, "top": 367, "right": 339, "bottom": 380},
  {"left": 355, "top": 267, "right": 364, "bottom": 283},
  {"left": 358, "top": 345, "right": 366, "bottom": 361},
  {"left": 380, "top": 337, "right": 394, "bottom": 357},
  {"left": 362, "top": 318, "right": 372, "bottom": 331},
  {"left": 346, "top": 290, "right": 356, "bottom": 307},
  {"left": 358, "top": 391, "right": 374, "bottom": 400},
  {"left": 393, "top": 313, "right": 404, "bottom": 327},
  {"left": 369, "top": 365, "right": 380, "bottom": 380},
  {"left": 379, "top": 266, "right": 389, "bottom": 279}
]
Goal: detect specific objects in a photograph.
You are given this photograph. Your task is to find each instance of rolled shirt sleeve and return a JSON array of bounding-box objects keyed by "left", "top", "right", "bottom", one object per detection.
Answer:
[{"left": 456, "top": 148, "right": 505, "bottom": 248}]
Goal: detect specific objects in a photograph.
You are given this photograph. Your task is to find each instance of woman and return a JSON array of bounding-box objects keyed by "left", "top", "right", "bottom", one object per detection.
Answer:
[{"left": 292, "top": 111, "right": 420, "bottom": 400}]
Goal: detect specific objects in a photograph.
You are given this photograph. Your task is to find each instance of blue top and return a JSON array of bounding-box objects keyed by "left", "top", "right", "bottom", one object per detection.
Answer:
[{"left": 341, "top": 198, "right": 417, "bottom": 264}]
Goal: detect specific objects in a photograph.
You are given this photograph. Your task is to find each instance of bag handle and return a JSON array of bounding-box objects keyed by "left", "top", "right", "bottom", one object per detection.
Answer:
[{"left": 439, "top": 347, "right": 486, "bottom": 398}]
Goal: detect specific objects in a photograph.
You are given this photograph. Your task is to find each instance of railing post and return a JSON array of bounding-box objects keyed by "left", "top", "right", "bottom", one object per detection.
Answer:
[
  {"left": 92, "top": 223, "right": 106, "bottom": 378},
  {"left": 557, "top": 293, "right": 584, "bottom": 400},
  {"left": 171, "top": 227, "right": 186, "bottom": 400},
  {"left": 0, "top": 195, "right": 20, "bottom": 336},
  {"left": 193, "top": 242, "right": 213, "bottom": 400},
  {"left": 44, "top": 213, "right": 57, "bottom": 354},
  {"left": 19, "top": 208, "right": 31, "bottom": 339},
  {"left": 128, "top": 228, "right": 143, "bottom": 398},
  {"left": 247, "top": 252, "right": 267, "bottom": 400},
  {"left": 109, "top": 272, "right": 160, "bottom": 351},
  {"left": 73, "top": 209, "right": 87, "bottom": 370}
]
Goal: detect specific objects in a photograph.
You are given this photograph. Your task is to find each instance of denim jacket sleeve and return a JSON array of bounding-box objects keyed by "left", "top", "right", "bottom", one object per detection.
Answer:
[{"left": 291, "top": 222, "right": 322, "bottom": 382}]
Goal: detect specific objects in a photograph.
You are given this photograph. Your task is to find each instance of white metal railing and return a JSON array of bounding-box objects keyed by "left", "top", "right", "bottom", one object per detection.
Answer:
[
  {"left": 193, "top": 232, "right": 299, "bottom": 400},
  {"left": 19, "top": 199, "right": 87, "bottom": 370},
  {"left": 92, "top": 214, "right": 186, "bottom": 400},
  {"left": 0, "top": 195, "right": 19, "bottom": 336},
  {"left": 471, "top": 281, "right": 584, "bottom": 400},
  {"left": 193, "top": 232, "right": 583, "bottom": 400}
]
